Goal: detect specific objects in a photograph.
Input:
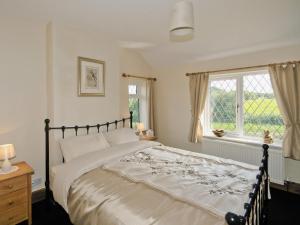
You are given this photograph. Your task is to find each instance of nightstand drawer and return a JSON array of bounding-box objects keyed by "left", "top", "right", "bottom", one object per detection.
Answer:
[
  {"left": 0, "top": 175, "right": 27, "bottom": 196},
  {"left": 0, "top": 202, "right": 28, "bottom": 225},
  {"left": 0, "top": 188, "right": 27, "bottom": 211}
]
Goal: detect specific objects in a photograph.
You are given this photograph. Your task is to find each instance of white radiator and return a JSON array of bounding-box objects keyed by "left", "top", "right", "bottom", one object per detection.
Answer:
[{"left": 201, "top": 139, "right": 285, "bottom": 184}]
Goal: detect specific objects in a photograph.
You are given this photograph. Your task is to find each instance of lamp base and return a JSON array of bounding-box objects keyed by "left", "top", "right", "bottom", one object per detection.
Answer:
[{"left": 0, "top": 166, "right": 19, "bottom": 175}]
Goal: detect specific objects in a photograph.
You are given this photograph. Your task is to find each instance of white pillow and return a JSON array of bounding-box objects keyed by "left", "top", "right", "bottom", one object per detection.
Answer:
[
  {"left": 59, "top": 133, "right": 110, "bottom": 162},
  {"left": 103, "top": 128, "right": 139, "bottom": 145}
]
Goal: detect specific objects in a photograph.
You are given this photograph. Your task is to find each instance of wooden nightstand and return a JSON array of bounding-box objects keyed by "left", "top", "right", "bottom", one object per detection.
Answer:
[
  {"left": 0, "top": 161, "right": 34, "bottom": 225},
  {"left": 139, "top": 135, "right": 157, "bottom": 141}
]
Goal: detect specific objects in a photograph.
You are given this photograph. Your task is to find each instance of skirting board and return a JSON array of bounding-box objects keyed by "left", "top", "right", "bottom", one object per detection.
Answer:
[
  {"left": 270, "top": 182, "right": 300, "bottom": 195},
  {"left": 285, "top": 181, "right": 300, "bottom": 195},
  {"left": 32, "top": 188, "right": 46, "bottom": 204}
]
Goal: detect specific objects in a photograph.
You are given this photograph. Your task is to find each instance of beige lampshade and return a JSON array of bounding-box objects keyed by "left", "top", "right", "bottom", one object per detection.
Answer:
[
  {"left": 136, "top": 123, "right": 145, "bottom": 132},
  {"left": 0, "top": 144, "right": 16, "bottom": 161},
  {"left": 170, "top": 1, "right": 194, "bottom": 37}
]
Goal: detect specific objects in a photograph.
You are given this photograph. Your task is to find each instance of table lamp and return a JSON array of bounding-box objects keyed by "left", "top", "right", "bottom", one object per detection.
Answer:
[
  {"left": 0, "top": 144, "right": 18, "bottom": 174},
  {"left": 136, "top": 123, "right": 145, "bottom": 136}
]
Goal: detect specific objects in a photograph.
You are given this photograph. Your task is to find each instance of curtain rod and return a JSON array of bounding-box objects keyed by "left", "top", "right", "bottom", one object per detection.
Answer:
[
  {"left": 185, "top": 60, "right": 300, "bottom": 76},
  {"left": 122, "top": 73, "right": 157, "bottom": 81}
]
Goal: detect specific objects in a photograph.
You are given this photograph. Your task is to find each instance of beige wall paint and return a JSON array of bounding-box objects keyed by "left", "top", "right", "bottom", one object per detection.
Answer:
[
  {"left": 0, "top": 17, "right": 299, "bottom": 191},
  {"left": 119, "top": 49, "right": 154, "bottom": 118},
  {"left": 47, "top": 23, "right": 123, "bottom": 165},
  {"left": 0, "top": 19, "right": 47, "bottom": 190},
  {"left": 154, "top": 44, "right": 300, "bottom": 183},
  {"left": 51, "top": 24, "right": 121, "bottom": 125},
  {"left": 0, "top": 19, "right": 156, "bottom": 190}
]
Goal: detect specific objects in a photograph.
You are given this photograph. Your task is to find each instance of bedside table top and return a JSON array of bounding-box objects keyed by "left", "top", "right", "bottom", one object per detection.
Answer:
[{"left": 0, "top": 161, "right": 34, "bottom": 182}]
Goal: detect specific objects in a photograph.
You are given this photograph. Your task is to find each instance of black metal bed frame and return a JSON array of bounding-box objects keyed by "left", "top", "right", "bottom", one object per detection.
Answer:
[
  {"left": 225, "top": 144, "right": 269, "bottom": 225},
  {"left": 44, "top": 111, "right": 269, "bottom": 225},
  {"left": 44, "top": 112, "right": 133, "bottom": 205}
]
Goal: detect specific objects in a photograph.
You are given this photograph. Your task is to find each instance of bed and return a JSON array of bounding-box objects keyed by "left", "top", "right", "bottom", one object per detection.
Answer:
[{"left": 44, "top": 112, "right": 269, "bottom": 225}]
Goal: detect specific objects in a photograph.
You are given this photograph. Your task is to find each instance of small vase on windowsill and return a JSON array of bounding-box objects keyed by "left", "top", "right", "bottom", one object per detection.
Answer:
[
  {"left": 212, "top": 129, "right": 225, "bottom": 137},
  {"left": 263, "top": 130, "right": 273, "bottom": 144}
]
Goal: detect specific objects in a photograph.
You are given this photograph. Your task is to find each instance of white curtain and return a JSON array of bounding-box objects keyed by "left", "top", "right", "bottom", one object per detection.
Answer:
[
  {"left": 146, "top": 79, "right": 155, "bottom": 134},
  {"left": 269, "top": 62, "right": 300, "bottom": 160},
  {"left": 189, "top": 73, "right": 209, "bottom": 143}
]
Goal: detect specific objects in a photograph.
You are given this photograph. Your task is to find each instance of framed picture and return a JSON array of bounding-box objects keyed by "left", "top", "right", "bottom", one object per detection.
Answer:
[{"left": 78, "top": 57, "right": 105, "bottom": 96}]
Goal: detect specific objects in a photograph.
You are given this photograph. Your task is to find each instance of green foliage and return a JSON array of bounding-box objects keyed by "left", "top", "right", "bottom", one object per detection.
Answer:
[
  {"left": 244, "top": 122, "right": 284, "bottom": 139},
  {"left": 212, "top": 122, "right": 236, "bottom": 131},
  {"left": 210, "top": 86, "right": 284, "bottom": 139},
  {"left": 244, "top": 98, "right": 281, "bottom": 116},
  {"left": 129, "top": 98, "right": 140, "bottom": 125},
  {"left": 244, "top": 91, "right": 273, "bottom": 100},
  {"left": 210, "top": 87, "right": 236, "bottom": 123}
]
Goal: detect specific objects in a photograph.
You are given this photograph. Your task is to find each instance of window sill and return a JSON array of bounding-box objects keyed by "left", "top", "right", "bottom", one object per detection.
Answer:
[{"left": 203, "top": 134, "right": 282, "bottom": 150}]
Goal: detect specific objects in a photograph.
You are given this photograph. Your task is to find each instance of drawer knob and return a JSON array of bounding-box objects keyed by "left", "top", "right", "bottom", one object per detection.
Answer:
[
  {"left": 8, "top": 200, "right": 14, "bottom": 206},
  {"left": 7, "top": 185, "right": 13, "bottom": 189}
]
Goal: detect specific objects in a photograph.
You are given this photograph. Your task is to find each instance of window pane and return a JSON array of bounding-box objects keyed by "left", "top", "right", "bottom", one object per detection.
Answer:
[
  {"left": 129, "top": 98, "right": 140, "bottom": 126},
  {"left": 243, "top": 73, "right": 284, "bottom": 139},
  {"left": 210, "top": 79, "right": 237, "bottom": 131},
  {"left": 128, "top": 85, "right": 137, "bottom": 95}
]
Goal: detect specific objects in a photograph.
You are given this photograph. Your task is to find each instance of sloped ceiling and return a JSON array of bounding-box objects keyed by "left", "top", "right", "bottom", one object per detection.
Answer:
[{"left": 1, "top": 0, "right": 300, "bottom": 67}]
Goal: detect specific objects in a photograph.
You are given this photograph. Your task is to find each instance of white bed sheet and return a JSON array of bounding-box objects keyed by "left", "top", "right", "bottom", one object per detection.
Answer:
[
  {"left": 51, "top": 140, "right": 160, "bottom": 212},
  {"left": 51, "top": 140, "right": 259, "bottom": 225}
]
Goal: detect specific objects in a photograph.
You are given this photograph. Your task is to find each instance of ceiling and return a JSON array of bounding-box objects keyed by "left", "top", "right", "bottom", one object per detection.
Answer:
[{"left": 1, "top": 0, "right": 300, "bottom": 67}]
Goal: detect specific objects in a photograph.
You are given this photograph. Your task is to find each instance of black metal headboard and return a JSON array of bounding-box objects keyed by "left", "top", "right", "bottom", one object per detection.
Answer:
[{"left": 44, "top": 111, "right": 133, "bottom": 204}]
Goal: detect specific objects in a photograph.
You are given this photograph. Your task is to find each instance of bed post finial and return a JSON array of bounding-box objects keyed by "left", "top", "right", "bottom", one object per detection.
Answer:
[
  {"left": 225, "top": 212, "right": 246, "bottom": 225},
  {"left": 130, "top": 111, "right": 133, "bottom": 128},
  {"left": 44, "top": 119, "right": 50, "bottom": 205}
]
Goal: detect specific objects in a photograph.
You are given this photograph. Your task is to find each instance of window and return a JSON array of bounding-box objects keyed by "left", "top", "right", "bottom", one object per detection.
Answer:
[
  {"left": 128, "top": 80, "right": 148, "bottom": 129},
  {"left": 205, "top": 70, "right": 284, "bottom": 141},
  {"left": 128, "top": 85, "right": 140, "bottom": 126}
]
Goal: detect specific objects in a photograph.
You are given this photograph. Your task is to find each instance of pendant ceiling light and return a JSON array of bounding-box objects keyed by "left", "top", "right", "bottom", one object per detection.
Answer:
[{"left": 170, "top": 1, "right": 194, "bottom": 40}]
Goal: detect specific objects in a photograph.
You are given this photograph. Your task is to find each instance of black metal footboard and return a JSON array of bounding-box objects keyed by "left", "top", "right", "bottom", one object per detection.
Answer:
[{"left": 225, "top": 144, "right": 269, "bottom": 225}]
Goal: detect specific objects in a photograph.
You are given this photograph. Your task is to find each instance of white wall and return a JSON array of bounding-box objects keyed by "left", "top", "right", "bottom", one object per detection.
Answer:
[
  {"left": 119, "top": 49, "right": 154, "bottom": 118},
  {"left": 0, "top": 20, "right": 122, "bottom": 189},
  {"left": 0, "top": 19, "right": 47, "bottom": 189},
  {"left": 1, "top": 17, "right": 299, "bottom": 192},
  {"left": 0, "top": 18, "right": 155, "bottom": 191},
  {"left": 51, "top": 24, "right": 121, "bottom": 125},
  {"left": 153, "top": 44, "right": 300, "bottom": 184},
  {"left": 47, "top": 23, "right": 124, "bottom": 165}
]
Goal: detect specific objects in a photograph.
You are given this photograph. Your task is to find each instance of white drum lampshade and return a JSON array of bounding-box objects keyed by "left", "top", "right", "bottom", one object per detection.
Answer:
[
  {"left": 170, "top": 1, "right": 194, "bottom": 37},
  {"left": 0, "top": 144, "right": 18, "bottom": 174}
]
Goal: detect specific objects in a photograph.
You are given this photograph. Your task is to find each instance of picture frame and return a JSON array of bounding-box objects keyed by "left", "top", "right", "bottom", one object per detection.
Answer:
[{"left": 78, "top": 57, "right": 105, "bottom": 96}]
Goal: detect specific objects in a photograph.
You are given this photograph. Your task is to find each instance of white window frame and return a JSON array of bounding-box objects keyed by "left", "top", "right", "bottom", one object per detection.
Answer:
[
  {"left": 128, "top": 84, "right": 141, "bottom": 100},
  {"left": 203, "top": 69, "right": 283, "bottom": 145}
]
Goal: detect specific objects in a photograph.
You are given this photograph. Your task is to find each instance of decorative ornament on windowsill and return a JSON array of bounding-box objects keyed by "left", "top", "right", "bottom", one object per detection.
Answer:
[
  {"left": 146, "top": 129, "right": 154, "bottom": 137},
  {"left": 136, "top": 123, "right": 145, "bottom": 137},
  {"left": 212, "top": 129, "right": 225, "bottom": 137},
  {"left": 0, "top": 144, "right": 19, "bottom": 174},
  {"left": 263, "top": 130, "right": 273, "bottom": 144}
]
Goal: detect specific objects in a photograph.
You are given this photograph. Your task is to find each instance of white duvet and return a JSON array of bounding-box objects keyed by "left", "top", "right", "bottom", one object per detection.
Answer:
[
  {"left": 52, "top": 141, "right": 258, "bottom": 224},
  {"left": 52, "top": 141, "right": 161, "bottom": 212}
]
